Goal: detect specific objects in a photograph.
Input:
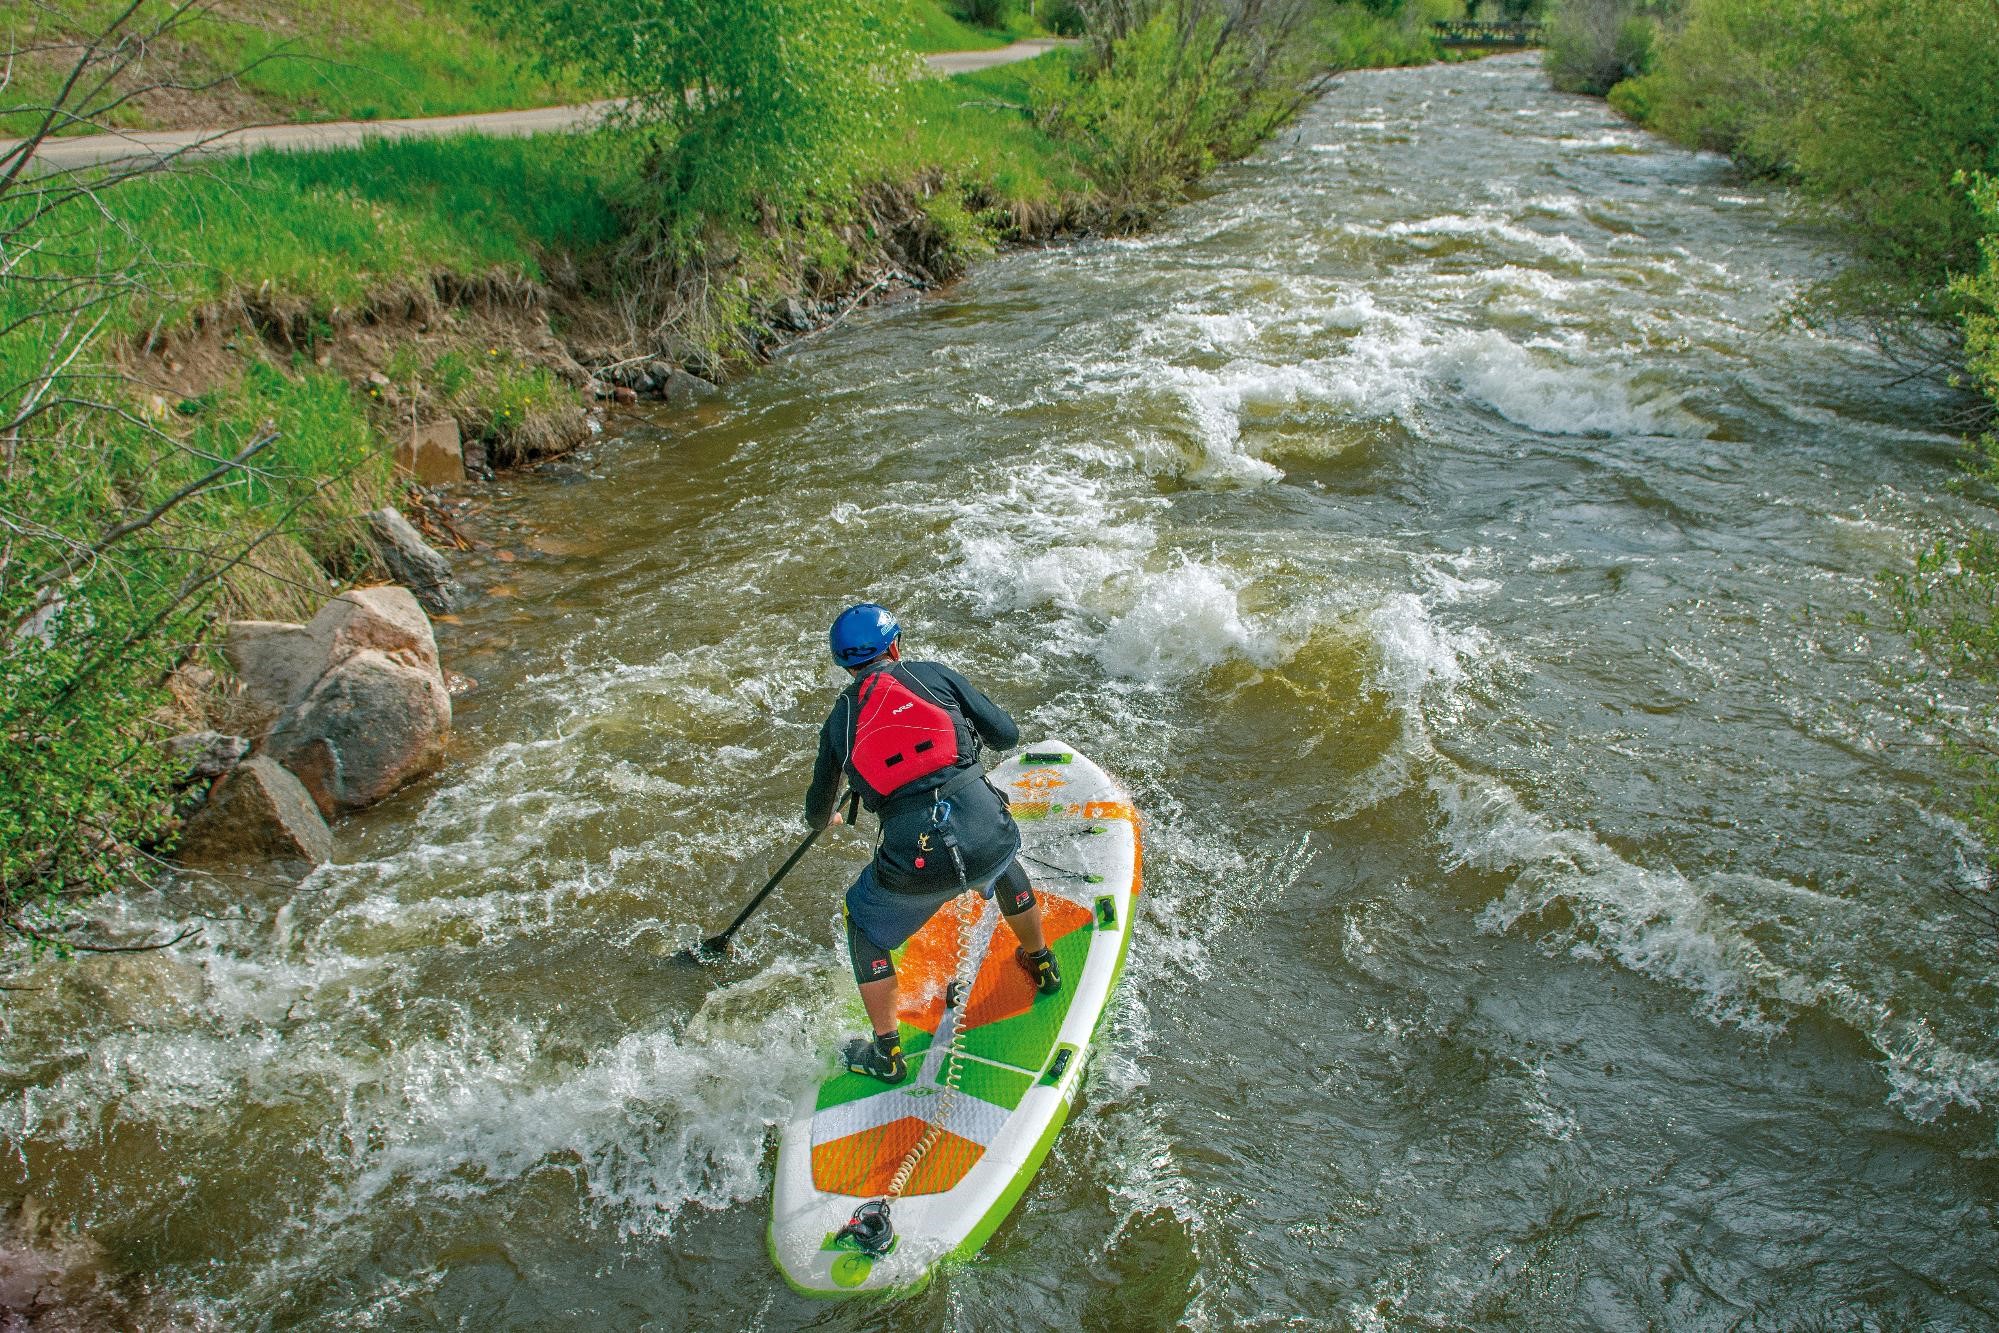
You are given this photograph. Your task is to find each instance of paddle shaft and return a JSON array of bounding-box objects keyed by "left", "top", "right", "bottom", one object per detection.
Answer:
[{"left": 704, "top": 788, "right": 859, "bottom": 952}]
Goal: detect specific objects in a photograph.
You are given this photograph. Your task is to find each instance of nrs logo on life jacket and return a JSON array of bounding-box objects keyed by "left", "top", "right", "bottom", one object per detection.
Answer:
[{"left": 849, "top": 668, "right": 960, "bottom": 796}]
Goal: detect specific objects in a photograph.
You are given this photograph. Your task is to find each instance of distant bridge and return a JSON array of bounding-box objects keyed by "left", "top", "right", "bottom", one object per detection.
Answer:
[{"left": 1431, "top": 20, "right": 1545, "bottom": 48}]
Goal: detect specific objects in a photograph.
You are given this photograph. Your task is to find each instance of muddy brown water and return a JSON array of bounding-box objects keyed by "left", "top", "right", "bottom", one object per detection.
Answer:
[{"left": 4, "top": 52, "right": 1997, "bottom": 1330}]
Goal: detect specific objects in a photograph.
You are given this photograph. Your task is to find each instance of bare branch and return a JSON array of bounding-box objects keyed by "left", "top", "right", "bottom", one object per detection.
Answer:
[
  {"left": 19, "top": 427, "right": 283, "bottom": 613},
  {"left": 3, "top": 916, "right": 200, "bottom": 954}
]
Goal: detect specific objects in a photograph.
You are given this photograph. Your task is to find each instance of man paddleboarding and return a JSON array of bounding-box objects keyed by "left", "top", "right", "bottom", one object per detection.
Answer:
[{"left": 806, "top": 603, "right": 1060, "bottom": 1084}]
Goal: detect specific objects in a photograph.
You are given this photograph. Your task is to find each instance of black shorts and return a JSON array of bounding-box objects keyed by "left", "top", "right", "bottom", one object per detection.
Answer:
[{"left": 845, "top": 859, "right": 1036, "bottom": 986}]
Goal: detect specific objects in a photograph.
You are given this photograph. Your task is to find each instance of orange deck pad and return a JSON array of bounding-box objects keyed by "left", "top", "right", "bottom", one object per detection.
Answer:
[
  {"left": 897, "top": 894, "right": 1092, "bottom": 1036},
  {"left": 811, "top": 1117, "right": 985, "bottom": 1197}
]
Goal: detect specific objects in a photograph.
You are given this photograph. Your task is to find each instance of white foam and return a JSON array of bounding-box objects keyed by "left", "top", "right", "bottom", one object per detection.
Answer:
[
  {"left": 1381, "top": 212, "right": 1588, "bottom": 263},
  {"left": 1367, "top": 592, "right": 1490, "bottom": 707},
  {"left": 1095, "top": 561, "right": 1276, "bottom": 681},
  {"left": 1437, "top": 329, "right": 1699, "bottom": 437}
]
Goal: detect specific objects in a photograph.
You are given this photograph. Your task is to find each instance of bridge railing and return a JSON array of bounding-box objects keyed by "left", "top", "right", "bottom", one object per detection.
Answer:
[{"left": 1430, "top": 20, "right": 1546, "bottom": 47}]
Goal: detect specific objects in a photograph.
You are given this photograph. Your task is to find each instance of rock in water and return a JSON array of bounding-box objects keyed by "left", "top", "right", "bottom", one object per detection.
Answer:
[
  {"left": 395, "top": 420, "right": 466, "bottom": 487},
  {"left": 663, "top": 369, "right": 719, "bottom": 406},
  {"left": 224, "top": 586, "right": 453, "bottom": 817},
  {"left": 175, "top": 756, "right": 333, "bottom": 868},
  {"left": 265, "top": 649, "right": 452, "bottom": 816},
  {"left": 365, "top": 507, "right": 470, "bottom": 615}
]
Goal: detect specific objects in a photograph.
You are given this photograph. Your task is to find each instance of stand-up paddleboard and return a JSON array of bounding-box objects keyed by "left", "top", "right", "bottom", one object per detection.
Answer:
[{"left": 769, "top": 738, "right": 1141, "bottom": 1297}]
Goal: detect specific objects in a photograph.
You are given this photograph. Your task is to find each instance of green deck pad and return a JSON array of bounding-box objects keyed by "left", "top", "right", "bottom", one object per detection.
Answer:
[
  {"left": 959, "top": 923, "right": 1094, "bottom": 1070},
  {"left": 941, "top": 1052, "right": 1035, "bottom": 1112},
  {"left": 814, "top": 1025, "right": 935, "bottom": 1112}
]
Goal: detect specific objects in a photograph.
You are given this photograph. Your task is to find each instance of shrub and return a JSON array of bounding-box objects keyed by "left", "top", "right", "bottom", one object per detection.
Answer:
[
  {"left": 1613, "top": 0, "right": 1999, "bottom": 326},
  {"left": 1546, "top": 0, "right": 1670, "bottom": 95},
  {"left": 1316, "top": 2, "right": 1446, "bottom": 70},
  {"left": 1042, "top": 0, "right": 1088, "bottom": 36},
  {"left": 484, "top": 0, "right": 908, "bottom": 240},
  {"left": 1962, "top": 175, "right": 1999, "bottom": 421},
  {"left": 1042, "top": 0, "right": 1320, "bottom": 208}
]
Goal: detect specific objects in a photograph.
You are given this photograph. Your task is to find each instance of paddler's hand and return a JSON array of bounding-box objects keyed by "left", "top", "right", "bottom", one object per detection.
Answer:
[{"left": 828, "top": 811, "right": 844, "bottom": 826}]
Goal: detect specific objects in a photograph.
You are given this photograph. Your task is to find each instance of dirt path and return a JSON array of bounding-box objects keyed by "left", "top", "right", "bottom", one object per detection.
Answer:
[{"left": 6, "top": 40, "right": 1071, "bottom": 172}]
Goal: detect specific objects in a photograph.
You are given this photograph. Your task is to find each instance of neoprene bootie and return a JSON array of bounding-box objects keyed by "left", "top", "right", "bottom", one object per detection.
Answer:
[
  {"left": 1017, "top": 946, "right": 1061, "bottom": 997},
  {"left": 841, "top": 1030, "right": 907, "bottom": 1084}
]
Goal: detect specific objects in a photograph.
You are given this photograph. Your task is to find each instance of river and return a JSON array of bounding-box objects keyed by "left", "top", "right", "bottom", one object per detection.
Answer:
[{"left": 5, "top": 51, "right": 1996, "bottom": 1330}]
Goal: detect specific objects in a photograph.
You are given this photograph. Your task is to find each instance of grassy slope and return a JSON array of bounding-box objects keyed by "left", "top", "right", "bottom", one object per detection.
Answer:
[
  {"left": 905, "top": 4, "right": 1019, "bottom": 54},
  {"left": 81, "top": 61, "right": 1081, "bottom": 323},
  {"left": 1, "top": 0, "right": 584, "bottom": 137},
  {"left": 3, "top": 2, "right": 1019, "bottom": 137}
]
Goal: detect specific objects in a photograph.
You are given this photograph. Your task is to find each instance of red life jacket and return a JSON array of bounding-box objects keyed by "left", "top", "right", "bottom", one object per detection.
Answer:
[{"left": 847, "top": 666, "right": 961, "bottom": 797}]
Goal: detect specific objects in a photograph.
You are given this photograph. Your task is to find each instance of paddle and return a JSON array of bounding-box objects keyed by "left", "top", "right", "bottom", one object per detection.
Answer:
[{"left": 676, "top": 788, "right": 860, "bottom": 963}]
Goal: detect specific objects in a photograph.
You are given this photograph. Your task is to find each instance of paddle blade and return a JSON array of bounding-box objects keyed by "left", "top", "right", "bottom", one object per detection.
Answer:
[{"left": 672, "top": 934, "right": 734, "bottom": 965}]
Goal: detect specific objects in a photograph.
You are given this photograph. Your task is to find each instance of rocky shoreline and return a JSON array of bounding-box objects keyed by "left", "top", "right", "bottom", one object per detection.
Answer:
[{"left": 146, "top": 173, "right": 1077, "bottom": 877}]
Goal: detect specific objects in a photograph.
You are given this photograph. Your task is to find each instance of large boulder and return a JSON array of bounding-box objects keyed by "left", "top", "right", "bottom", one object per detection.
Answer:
[
  {"left": 222, "top": 586, "right": 452, "bottom": 817},
  {"left": 663, "top": 368, "right": 719, "bottom": 406},
  {"left": 264, "top": 648, "right": 451, "bottom": 816},
  {"left": 364, "top": 506, "right": 470, "bottom": 615},
  {"left": 0, "top": 1196, "right": 110, "bottom": 1328},
  {"left": 176, "top": 755, "right": 333, "bottom": 868}
]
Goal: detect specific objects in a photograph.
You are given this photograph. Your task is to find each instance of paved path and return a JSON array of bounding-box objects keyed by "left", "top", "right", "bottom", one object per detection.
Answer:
[{"left": 5, "top": 40, "right": 1070, "bottom": 173}]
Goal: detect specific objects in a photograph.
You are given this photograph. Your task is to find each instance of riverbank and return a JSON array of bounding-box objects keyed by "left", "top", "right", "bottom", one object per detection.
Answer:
[{"left": 0, "top": 7, "right": 1451, "bottom": 960}]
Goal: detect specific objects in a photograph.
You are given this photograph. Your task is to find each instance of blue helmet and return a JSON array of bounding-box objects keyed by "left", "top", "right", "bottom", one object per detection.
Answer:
[{"left": 829, "top": 603, "right": 900, "bottom": 667}]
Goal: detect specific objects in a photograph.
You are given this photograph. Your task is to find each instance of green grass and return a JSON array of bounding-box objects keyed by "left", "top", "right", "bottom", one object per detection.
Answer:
[
  {"left": 82, "top": 134, "right": 628, "bottom": 318},
  {"left": 201, "top": 1, "right": 596, "bottom": 124},
  {"left": 882, "top": 54, "right": 1095, "bottom": 206},
  {"left": 904, "top": 1, "right": 1018, "bottom": 53},
  {"left": 1, "top": 0, "right": 593, "bottom": 138}
]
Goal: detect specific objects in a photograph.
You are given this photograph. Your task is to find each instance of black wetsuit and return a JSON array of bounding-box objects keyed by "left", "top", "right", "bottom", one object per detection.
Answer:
[{"left": 807, "top": 659, "right": 1034, "bottom": 982}]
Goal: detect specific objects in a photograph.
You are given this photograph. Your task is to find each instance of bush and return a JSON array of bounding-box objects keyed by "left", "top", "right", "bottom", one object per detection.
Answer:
[
  {"left": 1042, "top": 0, "right": 1087, "bottom": 35},
  {"left": 1613, "top": 0, "right": 1999, "bottom": 323},
  {"left": 1546, "top": 0, "right": 1669, "bottom": 95},
  {"left": 485, "top": 0, "right": 907, "bottom": 240},
  {"left": 1041, "top": 0, "right": 1320, "bottom": 207},
  {"left": 1962, "top": 175, "right": 1999, "bottom": 419},
  {"left": 1316, "top": 2, "right": 1446, "bottom": 70}
]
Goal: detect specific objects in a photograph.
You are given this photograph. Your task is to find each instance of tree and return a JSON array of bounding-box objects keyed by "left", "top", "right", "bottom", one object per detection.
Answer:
[{"left": 483, "top": 0, "right": 909, "bottom": 239}]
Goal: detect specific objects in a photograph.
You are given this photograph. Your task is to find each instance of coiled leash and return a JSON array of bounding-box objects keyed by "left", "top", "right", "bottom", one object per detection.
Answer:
[{"left": 833, "top": 886, "right": 986, "bottom": 1258}]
